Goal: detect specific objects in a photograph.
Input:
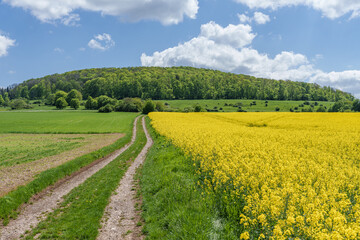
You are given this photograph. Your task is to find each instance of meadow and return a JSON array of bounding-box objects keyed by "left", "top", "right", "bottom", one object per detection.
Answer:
[
  {"left": 149, "top": 112, "right": 360, "bottom": 239},
  {"left": 159, "top": 99, "right": 334, "bottom": 112},
  {"left": 0, "top": 111, "right": 138, "bottom": 133}
]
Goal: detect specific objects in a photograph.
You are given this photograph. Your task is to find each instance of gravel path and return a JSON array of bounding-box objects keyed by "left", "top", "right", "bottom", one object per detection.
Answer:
[
  {"left": 0, "top": 116, "right": 140, "bottom": 240},
  {"left": 97, "top": 116, "right": 153, "bottom": 240}
]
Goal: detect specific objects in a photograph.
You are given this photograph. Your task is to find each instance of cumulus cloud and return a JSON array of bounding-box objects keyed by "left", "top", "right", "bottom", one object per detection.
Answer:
[
  {"left": 88, "top": 33, "right": 115, "bottom": 51},
  {"left": 0, "top": 34, "right": 15, "bottom": 57},
  {"left": 234, "top": 0, "right": 360, "bottom": 19},
  {"left": 3, "top": 0, "right": 199, "bottom": 25},
  {"left": 238, "top": 12, "right": 270, "bottom": 25},
  {"left": 141, "top": 21, "right": 360, "bottom": 97}
]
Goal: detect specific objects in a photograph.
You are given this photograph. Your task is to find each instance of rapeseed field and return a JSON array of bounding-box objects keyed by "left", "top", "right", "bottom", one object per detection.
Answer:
[{"left": 149, "top": 112, "right": 360, "bottom": 239}]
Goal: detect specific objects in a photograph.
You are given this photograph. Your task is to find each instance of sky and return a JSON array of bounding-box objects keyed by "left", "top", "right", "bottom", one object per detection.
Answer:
[{"left": 1, "top": 0, "right": 360, "bottom": 98}]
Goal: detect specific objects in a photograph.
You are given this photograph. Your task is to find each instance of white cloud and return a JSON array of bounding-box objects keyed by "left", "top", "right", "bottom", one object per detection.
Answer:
[
  {"left": 88, "top": 33, "right": 115, "bottom": 51},
  {"left": 238, "top": 12, "right": 270, "bottom": 25},
  {"left": 141, "top": 21, "right": 360, "bottom": 97},
  {"left": 0, "top": 34, "right": 15, "bottom": 57},
  {"left": 8, "top": 70, "right": 16, "bottom": 74},
  {"left": 234, "top": 0, "right": 360, "bottom": 19},
  {"left": 3, "top": 0, "right": 199, "bottom": 25},
  {"left": 253, "top": 12, "right": 270, "bottom": 24},
  {"left": 54, "top": 47, "right": 64, "bottom": 53}
]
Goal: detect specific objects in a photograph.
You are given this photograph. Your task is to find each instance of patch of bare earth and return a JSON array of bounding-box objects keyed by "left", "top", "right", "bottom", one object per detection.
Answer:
[
  {"left": 0, "top": 133, "right": 124, "bottom": 197},
  {"left": 97, "top": 117, "right": 153, "bottom": 240},
  {"left": 0, "top": 117, "right": 139, "bottom": 240}
]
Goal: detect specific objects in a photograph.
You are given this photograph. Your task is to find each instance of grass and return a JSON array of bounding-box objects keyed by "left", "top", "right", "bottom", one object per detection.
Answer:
[
  {"left": 159, "top": 99, "right": 334, "bottom": 112},
  {"left": 24, "top": 117, "right": 147, "bottom": 239},
  {"left": 0, "top": 134, "right": 89, "bottom": 167},
  {"left": 0, "top": 113, "right": 138, "bottom": 224},
  {"left": 139, "top": 117, "right": 237, "bottom": 239},
  {"left": 0, "top": 111, "right": 138, "bottom": 133}
]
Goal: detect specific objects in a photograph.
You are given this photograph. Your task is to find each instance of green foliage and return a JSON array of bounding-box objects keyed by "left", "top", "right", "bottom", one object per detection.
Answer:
[
  {"left": 316, "top": 106, "right": 327, "bottom": 112},
  {"left": 85, "top": 96, "right": 98, "bottom": 110},
  {"left": 194, "top": 104, "right": 204, "bottom": 112},
  {"left": 7, "top": 67, "right": 354, "bottom": 102},
  {"left": 54, "top": 91, "right": 68, "bottom": 104},
  {"left": 55, "top": 97, "right": 68, "bottom": 109},
  {"left": 45, "top": 94, "right": 55, "bottom": 105},
  {"left": 155, "top": 101, "right": 165, "bottom": 112},
  {"left": 69, "top": 98, "right": 80, "bottom": 110},
  {"left": 328, "top": 99, "right": 353, "bottom": 112},
  {"left": 140, "top": 118, "right": 237, "bottom": 239},
  {"left": 142, "top": 100, "right": 156, "bottom": 114},
  {"left": 98, "top": 103, "right": 113, "bottom": 113},
  {"left": 0, "top": 95, "right": 4, "bottom": 106},
  {"left": 97, "top": 95, "right": 116, "bottom": 108},
  {"left": 66, "top": 89, "right": 83, "bottom": 103},
  {"left": 115, "top": 98, "right": 143, "bottom": 112},
  {"left": 9, "top": 99, "right": 32, "bottom": 110},
  {"left": 275, "top": 107, "right": 280, "bottom": 112},
  {"left": 4, "top": 92, "right": 10, "bottom": 106},
  {"left": 352, "top": 99, "right": 360, "bottom": 112}
]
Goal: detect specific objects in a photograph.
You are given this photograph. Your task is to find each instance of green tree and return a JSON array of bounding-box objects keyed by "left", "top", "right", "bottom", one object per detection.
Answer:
[
  {"left": 55, "top": 97, "right": 68, "bottom": 109},
  {"left": 70, "top": 98, "right": 80, "bottom": 110},
  {"left": 0, "top": 95, "right": 4, "bottom": 106},
  {"left": 98, "top": 103, "right": 113, "bottom": 113},
  {"left": 352, "top": 99, "right": 360, "bottom": 112},
  {"left": 97, "top": 95, "right": 115, "bottom": 108},
  {"left": 4, "top": 92, "right": 10, "bottom": 106},
  {"left": 316, "top": 106, "right": 326, "bottom": 112},
  {"left": 85, "top": 96, "right": 98, "bottom": 110},
  {"left": 142, "top": 100, "right": 155, "bottom": 114},
  {"left": 155, "top": 101, "right": 165, "bottom": 112},
  {"left": 10, "top": 99, "right": 32, "bottom": 110},
  {"left": 54, "top": 91, "right": 68, "bottom": 105},
  {"left": 66, "top": 89, "right": 82, "bottom": 103}
]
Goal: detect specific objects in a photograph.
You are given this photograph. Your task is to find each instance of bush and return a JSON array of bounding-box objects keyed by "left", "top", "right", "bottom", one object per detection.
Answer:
[
  {"left": 85, "top": 96, "right": 98, "bottom": 110},
  {"left": 142, "top": 100, "right": 156, "bottom": 114},
  {"left": 54, "top": 91, "right": 68, "bottom": 104},
  {"left": 10, "top": 99, "right": 33, "bottom": 110},
  {"left": 97, "top": 95, "right": 115, "bottom": 109},
  {"left": 301, "top": 107, "right": 313, "bottom": 112},
  {"left": 45, "top": 94, "right": 55, "bottom": 105},
  {"left": 98, "top": 103, "right": 113, "bottom": 113},
  {"left": 55, "top": 97, "right": 68, "bottom": 109},
  {"left": 66, "top": 89, "right": 82, "bottom": 104},
  {"left": 155, "top": 101, "right": 165, "bottom": 112},
  {"left": 0, "top": 95, "right": 4, "bottom": 106},
  {"left": 316, "top": 106, "right": 326, "bottom": 112},
  {"left": 275, "top": 107, "right": 280, "bottom": 112},
  {"left": 70, "top": 98, "right": 80, "bottom": 110},
  {"left": 194, "top": 105, "right": 203, "bottom": 112},
  {"left": 304, "top": 101, "right": 310, "bottom": 105},
  {"left": 115, "top": 98, "right": 143, "bottom": 112}
]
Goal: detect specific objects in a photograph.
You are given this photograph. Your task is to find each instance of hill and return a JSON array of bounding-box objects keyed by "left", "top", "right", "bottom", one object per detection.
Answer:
[{"left": 1, "top": 67, "right": 354, "bottom": 101}]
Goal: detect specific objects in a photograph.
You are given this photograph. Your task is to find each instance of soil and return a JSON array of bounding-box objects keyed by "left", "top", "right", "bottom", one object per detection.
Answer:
[
  {"left": 0, "top": 117, "right": 140, "bottom": 240},
  {"left": 97, "top": 117, "right": 153, "bottom": 240}
]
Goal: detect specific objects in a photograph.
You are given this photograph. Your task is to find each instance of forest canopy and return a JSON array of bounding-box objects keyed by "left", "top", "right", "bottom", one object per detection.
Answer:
[{"left": 1, "top": 67, "right": 354, "bottom": 102}]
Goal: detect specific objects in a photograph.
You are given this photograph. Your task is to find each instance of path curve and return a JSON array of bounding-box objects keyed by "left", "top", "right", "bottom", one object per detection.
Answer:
[
  {"left": 97, "top": 116, "right": 153, "bottom": 240},
  {"left": 0, "top": 116, "right": 140, "bottom": 240}
]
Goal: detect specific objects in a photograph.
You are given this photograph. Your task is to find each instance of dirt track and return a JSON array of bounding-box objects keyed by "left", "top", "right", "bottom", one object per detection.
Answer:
[
  {"left": 97, "top": 116, "right": 153, "bottom": 240},
  {"left": 0, "top": 116, "right": 140, "bottom": 240}
]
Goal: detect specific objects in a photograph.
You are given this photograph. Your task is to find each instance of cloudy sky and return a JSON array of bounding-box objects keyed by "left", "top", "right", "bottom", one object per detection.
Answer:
[{"left": 1, "top": 0, "right": 360, "bottom": 97}]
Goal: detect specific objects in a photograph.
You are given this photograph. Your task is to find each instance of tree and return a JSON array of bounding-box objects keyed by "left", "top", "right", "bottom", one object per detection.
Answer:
[
  {"left": 55, "top": 97, "right": 68, "bottom": 109},
  {"left": 10, "top": 99, "right": 32, "bottom": 110},
  {"left": 142, "top": 100, "right": 155, "bottom": 114},
  {"left": 54, "top": 91, "right": 68, "bottom": 104},
  {"left": 4, "top": 92, "right": 10, "bottom": 106},
  {"left": 316, "top": 106, "right": 326, "bottom": 112},
  {"left": 85, "top": 96, "right": 98, "bottom": 110},
  {"left": 0, "top": 95, "right": 4, "bottom": 106},
  {"left": 66, "top": 89, "right": 82, "bottom": 104},
  {"left": 352, "top": 99, "right": 360, "bottom": 112},
  {"left": 155, "top": 101, "right": 165, "bottom": 112},
  {"left": 98, "top": 103, "right": 113, "bottom": 113},
  {"left": 194, "top": 104, "right": 203, "bottom": 112},
  {"left": 97, "top": 95, "right": 115, "bottom": 108},
  {"left": 70, "top": 98, "right": 80, "bottom": 110}
]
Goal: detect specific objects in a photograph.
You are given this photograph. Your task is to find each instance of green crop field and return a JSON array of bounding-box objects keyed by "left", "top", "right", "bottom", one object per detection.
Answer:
[
  {"left": 159, "top": 99, "right": 334, "bottom": 112},
  {"left": 0, "top": 111, "right": 139, "bottom": 133}
]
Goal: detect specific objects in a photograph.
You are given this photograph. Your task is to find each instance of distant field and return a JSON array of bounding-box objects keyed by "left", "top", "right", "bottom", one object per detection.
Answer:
[
  {"left": 159, "top": 99, "right": 334, "bottom": 112},
  {"left": 0, "top": 111, "right": 138, "bottom": 133}
]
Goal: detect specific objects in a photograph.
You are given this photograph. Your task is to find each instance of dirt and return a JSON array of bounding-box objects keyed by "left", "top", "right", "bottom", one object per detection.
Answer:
[
  {"left": 0, "top": 117, "right": 140, "bottom": 240},
  {"left": 97, "top": 116, "right": 153, "bottom": 240},
  {"left": 0, "top": 133, "right": 124, "bottom": 197}
]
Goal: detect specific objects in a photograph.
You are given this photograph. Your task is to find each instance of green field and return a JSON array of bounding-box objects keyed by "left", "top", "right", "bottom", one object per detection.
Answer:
[
  {"left": 0, "top": 111, "right": 138, "bottom": 133},
  {"left": 159, "top": 99, "right": 334, "bottom": 112}
]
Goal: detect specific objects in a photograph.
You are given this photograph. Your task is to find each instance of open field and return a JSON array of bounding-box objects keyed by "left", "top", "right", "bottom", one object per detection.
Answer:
[
  {"left": 149, "top": 112, "right": 360, "bottom": 239},
  {"left": 0, "top": 111, "right": 138, "bottom": 133},
  {"left": 159, "top": 99, "right": 334, "bottom": 112}
]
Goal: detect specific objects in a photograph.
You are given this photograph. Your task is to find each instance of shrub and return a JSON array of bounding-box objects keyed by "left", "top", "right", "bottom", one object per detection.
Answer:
[
  {"left": 275, "top": 107, "right": 280, "bottom": 112},
  {"left": 194, "top": 105, "right": 203, "bottom": 112},
  {"left": 0, "top": 95, "right": 4, "bottom": 106},
  {"left": 304, "top": 101, "right": 310, "bottom": 105},
  {"left": 70, "top": 98, "right": 80, "bottom": 110},
  {"left": 85, "top": 96, "right": 98, "bottom": 110},
  {"left": 97, "top": 95, "right": 115, "bottom": 108},
  {"left": 45, "top": 94, "right": 55, "bottom": 105},
  {"left": 155, "top": 101, "right": 165, "bottom": 112},
  {"left": 55, "top": 97, "right": 68, "bottom": 109},
  {"left": 290, "top": 108, "right": 294, "bottom": 112},
  {"left": 142, "top": 100, "right": 156, "bottom": 114},
  {"left": 115, "top": 98, "right": 143, "bottom": 112},
  {"left": 316, "top": 106, "right": 326, "bottom": 112},
  {"left": 54, "top": 91, "right": 68, "bottom": 104},
  {"left": 66, "top": 89, "right": 82, "bottom": 104},
  {"left": 98, "top": 103, "right": 113, "bottom": 113},
  {"left": 10, "top": 99, "right": 33, "bottom": 110}
]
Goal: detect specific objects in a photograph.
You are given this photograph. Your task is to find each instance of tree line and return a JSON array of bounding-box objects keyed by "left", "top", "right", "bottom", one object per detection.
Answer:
[{"left": 0, "top": 67, "right": 354, "bottom": 103}]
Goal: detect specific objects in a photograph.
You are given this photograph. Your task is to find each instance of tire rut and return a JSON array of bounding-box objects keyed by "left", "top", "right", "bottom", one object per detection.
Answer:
[
  {"left": 0, "top": 116, "right": 141, "bottom": 240},
  {"left": 97, "top": 116, "right": 153, "bottom": 240}
]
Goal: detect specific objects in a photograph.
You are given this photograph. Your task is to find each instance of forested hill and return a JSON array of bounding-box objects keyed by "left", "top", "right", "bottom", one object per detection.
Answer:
[{"left": 3, "top": 67, "right": 354, "bottom": 101}]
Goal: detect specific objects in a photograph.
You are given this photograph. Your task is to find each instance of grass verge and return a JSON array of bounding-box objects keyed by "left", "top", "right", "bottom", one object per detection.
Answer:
[
  {"left": 139, "top": 117, "right": 237, "bottom": 239},
  {"left": 0, "top": 117, "right": 136, "bottom": 225},
  {"left": 23, "top": 117, "right": 147, "bottom": 239}
]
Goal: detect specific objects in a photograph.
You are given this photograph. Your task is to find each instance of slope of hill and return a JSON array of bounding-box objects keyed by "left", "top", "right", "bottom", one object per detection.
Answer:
[{"left": 2, "top": 67, "right": 354, "bottom": 101}]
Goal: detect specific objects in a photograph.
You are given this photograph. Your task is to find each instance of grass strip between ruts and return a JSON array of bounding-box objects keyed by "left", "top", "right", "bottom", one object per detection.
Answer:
[
  {"left": 0, "top": 117, "right": 136, "bottom": 225},
  {"left": 138, "top": 117, "right": 237, "bottom": 239},
  {"left": 23, "top": 117, "right": 147, "bottom": 239}
]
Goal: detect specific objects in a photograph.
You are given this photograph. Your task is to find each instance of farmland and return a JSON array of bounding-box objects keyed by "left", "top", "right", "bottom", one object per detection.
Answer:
[{"left": 149, "top": 112, "right": 360, "bottom": 239}]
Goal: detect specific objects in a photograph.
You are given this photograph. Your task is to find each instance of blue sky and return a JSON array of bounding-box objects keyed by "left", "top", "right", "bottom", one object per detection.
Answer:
[{"left": 1, "top": 0, "right": 360, "bottom": 97}]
